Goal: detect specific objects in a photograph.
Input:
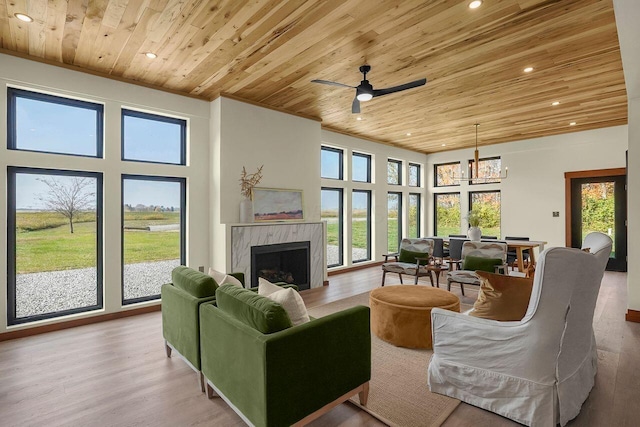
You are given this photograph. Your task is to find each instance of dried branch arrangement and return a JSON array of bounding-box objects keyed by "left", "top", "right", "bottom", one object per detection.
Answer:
[{"left": 240, "top": 165, "right": 264, "bottom": 199}]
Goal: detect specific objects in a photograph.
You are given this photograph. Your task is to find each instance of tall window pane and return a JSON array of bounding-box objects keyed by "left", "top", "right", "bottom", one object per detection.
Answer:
[
  {"left": 435, "top": 193, "right": 461, "bottom": 237},
  {"left": 122, "top": 110, "right": 186, "bottom": 165},
  {"left": 435, "top": 162, "right": 461, "bottom": 187},
  {"left": 8, "top": 168, "right": 103, "bottom": 325},
  {"left": 469, "top": 157, "right": 502, "bottom": 184},
  {"left": 8, "top": 88, "right": 103, "bottom": 157},
  {"left": 123, "top": 176, "right": 185, "bottom": 304},
  {"left": 409, "top": 163, "right": 421, "bottom": 187},
  {"left": 409, "top": 193, "right": 421, "bottom": 238},
  {"left": 321, "top": 146, "right": 343, "bottom": 180},
  {"left": 387, "top": 159, "right": 402, "bottom": 185},
  {"left": 322, "top": 188, "right": 343, "bottom": 267},
  {"left": 352, "top": 152, "right": 371, "bottom": 182},
  {"left": 352, "top": 190, "right": 371, "bottom": 262},
  {"left": 469, "top": 191, "right": 501, "bottom": 237},
  {"left": 387, "top": 192, "right": 402, "bottom": 252}
]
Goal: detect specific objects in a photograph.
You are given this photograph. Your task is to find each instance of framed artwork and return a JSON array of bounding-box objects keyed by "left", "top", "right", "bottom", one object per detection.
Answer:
[{"left": 252, "top": 187, "right": 304, "bottom": 222}]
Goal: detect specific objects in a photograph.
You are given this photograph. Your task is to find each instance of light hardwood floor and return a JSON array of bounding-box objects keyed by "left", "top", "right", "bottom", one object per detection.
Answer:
[{"left": 0, "top": 267, "right": 638, "bottom": 426}]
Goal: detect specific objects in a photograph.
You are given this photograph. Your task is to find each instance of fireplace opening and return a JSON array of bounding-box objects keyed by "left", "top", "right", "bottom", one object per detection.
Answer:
[{"left": 251, "top": 241, "right": 310, "bottom": 290}]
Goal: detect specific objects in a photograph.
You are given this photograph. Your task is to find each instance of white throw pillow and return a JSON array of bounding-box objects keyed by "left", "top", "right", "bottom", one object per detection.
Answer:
[
  {"left": 208, "top": 268, "right": 242, "bottom": 287},
  {"left": 266, "top": 287, "right": 310, "bottom": 326},
  {"left": 258, "top": 277, "right": 284, "bottom": 296}
]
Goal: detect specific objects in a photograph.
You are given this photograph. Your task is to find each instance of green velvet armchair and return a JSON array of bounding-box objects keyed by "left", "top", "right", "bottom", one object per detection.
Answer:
[
  {"left": 161, "top": 266, "right": 245, "bottom": 391},
  {"left": 199, "top": 285, "right": 371, "bottom": 427}
]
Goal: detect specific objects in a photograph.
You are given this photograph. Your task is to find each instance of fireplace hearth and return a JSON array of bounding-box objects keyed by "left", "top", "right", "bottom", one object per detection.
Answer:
[{"left": 251, "top": 241, "right": 311, "bottom": 290}]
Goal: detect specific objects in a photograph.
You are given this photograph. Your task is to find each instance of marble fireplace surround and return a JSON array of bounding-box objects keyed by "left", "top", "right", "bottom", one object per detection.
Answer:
[{"left": 230, "top": 222, "right": 325, "bottom": 289}]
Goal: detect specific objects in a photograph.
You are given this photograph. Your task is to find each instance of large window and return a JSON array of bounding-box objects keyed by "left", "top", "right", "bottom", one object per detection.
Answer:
[
  {"left": 122, "top": 109, "right": 186, "bottom": 165},
  {"left": 434, "top": 162, "right": 461, "bottom": 187},
  {"left": 409, "top": 163, "right": 421, "bottom": 187},
  {"left": 8, "top": 87, "right": 103, "bottom": 157},
  {"left": 469, "top": 157, "right": 502, "bottom": 184},
  {"left": 322, "top": 188, "right": 343, "bottom": 267},
  {"left": 387, "top": 159, "right": 402, "bottom": 185},
  {"left": 387, "top": 192, "right": 402, "bottom": 252},
  {"left": 352, "top": 152, "right": 371, "bottom": 182},
  {"left": 409, "top": 193, "right": 421, "bottom": 238},
  {"left": 469, "top": 190, "right": 501, "bottom": 237},
  {"left": 122, "top": 176, "right": 186, "bottom": 304},
  {"left": 7, "top": 167, "right": 103, "bottom": 325},
  {"left": 321, "top": 146, "right": 343, "bottom": 180},
  {"left": 352, "top": 190, "right": 371, "bottom": 262},
  {"left": 434, "top": 193, "right": 461, "bottom": 237}
]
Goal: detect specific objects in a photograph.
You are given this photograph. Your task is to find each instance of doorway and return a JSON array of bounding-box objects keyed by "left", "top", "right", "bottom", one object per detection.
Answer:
[{"left": 565, "top": 168, "right": 627, "bottom": 271}]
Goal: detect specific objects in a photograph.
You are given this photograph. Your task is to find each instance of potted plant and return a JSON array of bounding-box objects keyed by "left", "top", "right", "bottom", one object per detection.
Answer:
[{"left": 467, "top": 210, "right": 482, "bottom": 241}]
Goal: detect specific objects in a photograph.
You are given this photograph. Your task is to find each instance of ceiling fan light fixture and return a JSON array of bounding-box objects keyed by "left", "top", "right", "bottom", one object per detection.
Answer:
[
  {"left": 356, "top": 92, "right": 373, "bottom": 102},
  {"left": 469, "top": 1, "right": 483, "bottom": 9},
  {"left": 14, "top": 13, "right": 33, "bottom": 22}
]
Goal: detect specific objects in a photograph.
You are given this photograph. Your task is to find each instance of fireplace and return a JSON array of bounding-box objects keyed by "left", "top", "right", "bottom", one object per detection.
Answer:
[{"left": 251, "top": 241, "right": 311, "bottom": 290}]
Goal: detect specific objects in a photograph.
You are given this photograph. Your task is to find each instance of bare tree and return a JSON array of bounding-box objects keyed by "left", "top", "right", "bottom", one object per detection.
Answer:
[{"left": 37, "top": 177, "right": 95, "bottom": 234}]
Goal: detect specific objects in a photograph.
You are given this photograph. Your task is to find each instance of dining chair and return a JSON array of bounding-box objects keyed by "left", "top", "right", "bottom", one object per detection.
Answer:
[
  {"left": 447, "top": 238, "right": 468, "bottom": 271},
  {"left": 505, "top": 236, "right": 530, "bottom": 272}
]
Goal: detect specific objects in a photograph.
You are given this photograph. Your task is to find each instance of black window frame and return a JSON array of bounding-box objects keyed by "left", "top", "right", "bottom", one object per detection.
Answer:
[
  {"left": 121, "top": 174, "right": 187, "bottom": 305},
  {"left": 121, "top": 109, "right": 187, "bottom": 166},
  {"left": 387, "top": 159, "right": 402, "bottom": 185},
  {"left": 408, "top": 163, "right": 421, "bottom": 187},
  {"left": 7, "top": 87, "right": 104, "bottom": 158},
  {"left": 469, "top": 190, "right": 502, "bottom": 237},
  {"left": 7, "top": 166, "right": 104, "bottom": 326},
  {"left": 321, "top": 187, "right": 344, "bottom": 268},
  {"left": 408, "top": 192, "right": 421, "bottom": 238},
  {"left": 434, "top": 192, "right": 461, "bottom": 237},
  {"left": 387, "top": 191, "right": 403, "bottom": 252},
  {"left": 320, "top": 146, "right": 344, "bottom": 180},
  {"left": 352, "top": 152, "right": 372, "bottom": 183},
  {"left": 468, "top": 156, "right": 502, "bottom": 185},
  {"left": 434, "top": 161, "right": 461, "bottom": 188},
  {"left": 352, "top": 189, "right": 372, "bottom": 263}
]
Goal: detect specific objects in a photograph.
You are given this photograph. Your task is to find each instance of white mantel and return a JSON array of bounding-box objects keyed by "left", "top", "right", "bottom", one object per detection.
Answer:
[{"left": 228, "top": 222, "right": 326, "bottom": 289}]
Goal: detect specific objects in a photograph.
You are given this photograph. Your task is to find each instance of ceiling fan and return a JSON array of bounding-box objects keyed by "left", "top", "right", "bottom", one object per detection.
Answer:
[{"left": 311, "top": 65, "right": 427, "bottom": 114}]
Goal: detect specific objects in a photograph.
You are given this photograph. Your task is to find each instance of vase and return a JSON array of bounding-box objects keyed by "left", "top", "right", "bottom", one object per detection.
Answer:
[
  {"left": 239, "top": 198, "right": 254, "bottom": 223},
  {"left": 468, "top": 226, "right": 482, "bottom": 241}
]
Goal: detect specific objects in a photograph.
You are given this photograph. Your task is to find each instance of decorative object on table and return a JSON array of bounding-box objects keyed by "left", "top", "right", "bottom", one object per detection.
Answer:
[
  {"left": 466, "top": 210, "right": 482, "bottom": 241},
  {"left": 239, "top": 165, "right": 263, "bottom": 223},
  {"left": 252, "top": 187, "right": 304, "bottom": 222}
]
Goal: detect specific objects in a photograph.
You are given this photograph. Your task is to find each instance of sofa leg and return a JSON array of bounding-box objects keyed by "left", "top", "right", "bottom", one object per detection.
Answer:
[
  {"left": 200, "top": 371, "right": 205, "bottom": 393},
  {"left": 359, "top": 382, "right": 370, "bottom": 406},
  {"left": 399, "top": 273, "right": 403, "bottom": 284},
  {"left": 165, "top": 341, "right": 172, "bottom": 358},
  {"left": 206, "top": 382, "right": 219, "bottom": 399},
  {"left": 460, "top": 283, "right": 465, "bottom": 296}
]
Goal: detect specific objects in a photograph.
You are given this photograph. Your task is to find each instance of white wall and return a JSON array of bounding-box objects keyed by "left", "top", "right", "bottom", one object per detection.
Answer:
[
  {"left": 321, "top": 130, "right": 428, "bottom": 267},
  {"left": 427, "top": 126, "right": 628, "bottom": 249},
  {"left": 0, "top": 53, "right": 211, "bottom": 333},
  {"left": 210, "top": 97, "right": 322, "bottom": 271}
]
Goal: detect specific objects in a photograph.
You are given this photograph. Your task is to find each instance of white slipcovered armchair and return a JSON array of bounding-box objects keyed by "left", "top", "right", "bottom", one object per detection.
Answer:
[{"left": 428, "top": 232, "right": 612, "bottom": 426}]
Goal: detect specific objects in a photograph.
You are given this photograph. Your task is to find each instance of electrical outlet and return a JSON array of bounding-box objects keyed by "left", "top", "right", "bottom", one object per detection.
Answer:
[
  {"left": 198, "top": 266, "right": 204, "bottom": 272},
  {"left": 552, "top": 211, "right": 560, "bottom": 217}
]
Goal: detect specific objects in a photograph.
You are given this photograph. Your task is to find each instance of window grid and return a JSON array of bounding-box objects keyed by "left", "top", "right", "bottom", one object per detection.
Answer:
[
  {"left": 321, "top": 146, "right": 344, "bottom": 180},
  {"left": 321, "top": 187, "right": 343, "bottom": 268},
  {"left": 409, "top": 163, "right": 421, "bottom": 187},
  {"left": 409, "top": 193, "right": 421, "bottom": 238},
  {"left": 469, "top": 190, "right": 501, "bottom": 238},
  {"left": 352, "top": 152, "right": 372, "bottom": 183},
  {"left": 387, "top": 159, "right": 402, "bottom": 185},
  {"left": 122, "top": 109, "right": 187, "bottom": 165},
  {"left": 352, "top": 190, "right": 372, "bottom": 263},
  {"left": 434, "top": 161, "right": 461, "bottom": 187}
]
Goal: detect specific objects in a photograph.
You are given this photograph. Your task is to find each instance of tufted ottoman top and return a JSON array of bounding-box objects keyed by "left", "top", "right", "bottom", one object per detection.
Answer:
[{"left": 370, "top": 286, "right": 459, "bottom": 310}]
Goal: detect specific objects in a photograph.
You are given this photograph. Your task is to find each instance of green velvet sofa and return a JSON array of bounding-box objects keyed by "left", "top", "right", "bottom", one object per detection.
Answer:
[
  {"left": 199, "top": 284, "right": 371, "bottom": 427},
  {"left": 161, "top": 266, "right": 245, "bottom": 391}
]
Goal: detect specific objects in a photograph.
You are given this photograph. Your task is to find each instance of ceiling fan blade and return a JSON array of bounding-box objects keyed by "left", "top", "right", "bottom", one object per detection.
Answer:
[
  {"left": 372, "top": 78, "right": 427, "bottom": 97},
  {"left": 311, "top": 79, "right": 355, "bottom": 89},
  {"left": 352, "top": 97, "right": 360, "bottom": 114}
]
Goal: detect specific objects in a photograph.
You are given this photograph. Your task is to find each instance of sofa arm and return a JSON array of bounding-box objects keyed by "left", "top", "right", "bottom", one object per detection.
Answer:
[{"left": 161, "top": 284, "right": 215, "bottom": 369}]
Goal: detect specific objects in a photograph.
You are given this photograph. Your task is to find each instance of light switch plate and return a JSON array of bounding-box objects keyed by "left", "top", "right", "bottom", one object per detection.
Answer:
[{"left": 552, "top": 211, "right": 560, "bottom": 217}]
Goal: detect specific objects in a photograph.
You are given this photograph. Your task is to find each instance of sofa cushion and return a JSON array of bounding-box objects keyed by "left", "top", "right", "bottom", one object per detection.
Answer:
[
  {"left": 470, "top": 271, "right": 534, "bottom": 321},
  {"left": 216, "top": 284, "right": 292, "bottom": 334},
  {"left": 266, "top": 287, "right": 310, "bottom": 326},
  {"left": 258, "top": 277, "right": 284, "bottom": 296},
  {"left": 208, "top": 267, "right": 242, "bottom": 287},
  {"left": 462, "top": 255, "right": 502, "bottom": 273},
  {"left": 172, "top": 266, "right": 217, "bottom": 298},
  {"left": 398, "top": 248, "right": 429, "bottom": 265}
]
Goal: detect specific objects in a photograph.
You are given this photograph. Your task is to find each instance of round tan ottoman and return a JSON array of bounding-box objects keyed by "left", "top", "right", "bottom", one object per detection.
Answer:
[{"left": 370, "top": 286, "right": 460, "bottom": 349}]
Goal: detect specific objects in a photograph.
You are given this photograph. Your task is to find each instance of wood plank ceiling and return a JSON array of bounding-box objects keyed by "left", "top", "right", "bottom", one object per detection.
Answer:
[{"left": 0, "top": 0, "right": 627, "bottom": 154}]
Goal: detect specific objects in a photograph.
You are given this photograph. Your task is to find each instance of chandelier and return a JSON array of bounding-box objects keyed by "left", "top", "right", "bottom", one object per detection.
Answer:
[{"left": 454, "top": 123, "right": 508, "bottom": 183}]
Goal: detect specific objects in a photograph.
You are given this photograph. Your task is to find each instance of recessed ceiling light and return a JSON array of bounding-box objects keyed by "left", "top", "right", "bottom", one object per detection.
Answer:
[
  {"left": 145, "top": 52, "right": 157, "bottom": 59},
  {"left": 469, "top": 1, "right": 483, "bottom": 9},
  {"left": 441, "top": 144, "right": 446, "bottom": 147},
  {"left": 14, "top": 13, "right": 33, "bottom": 22},
  {"left": 523, "top": 67, "right": 534, "bottom": 73},
  {"left": 551, "top": 101, "right": 560, "bottom": 106},
  {"left": 569, "top": 122, "right": 577, "bottom": 126},
  {"left": 356, "top": 116, "right": 362, "bottom": 121},
  {"left": 406, "top": 132, "right": 412, "bottom": 136}
]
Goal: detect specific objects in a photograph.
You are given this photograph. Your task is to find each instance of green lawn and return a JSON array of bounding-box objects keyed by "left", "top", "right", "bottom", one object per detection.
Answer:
[{"left": 16, "top": 211, "right": 180, "bottom": 274}]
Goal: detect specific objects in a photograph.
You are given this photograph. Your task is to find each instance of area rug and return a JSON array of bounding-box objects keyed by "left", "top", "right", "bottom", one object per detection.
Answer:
[{"left": 308, "top": 292, "right": 461, "bottom": 427}]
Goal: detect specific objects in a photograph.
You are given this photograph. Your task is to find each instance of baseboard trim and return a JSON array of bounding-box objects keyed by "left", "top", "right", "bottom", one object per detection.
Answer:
[
  {"left": 328, "top": 261, "right": 383, "bottom": 276},
  {"left": 0, "top": 305, "right": 161, "bottom": 342},
  {"left": 625, "top": 309, "right": 640, "bottom": 323}
]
